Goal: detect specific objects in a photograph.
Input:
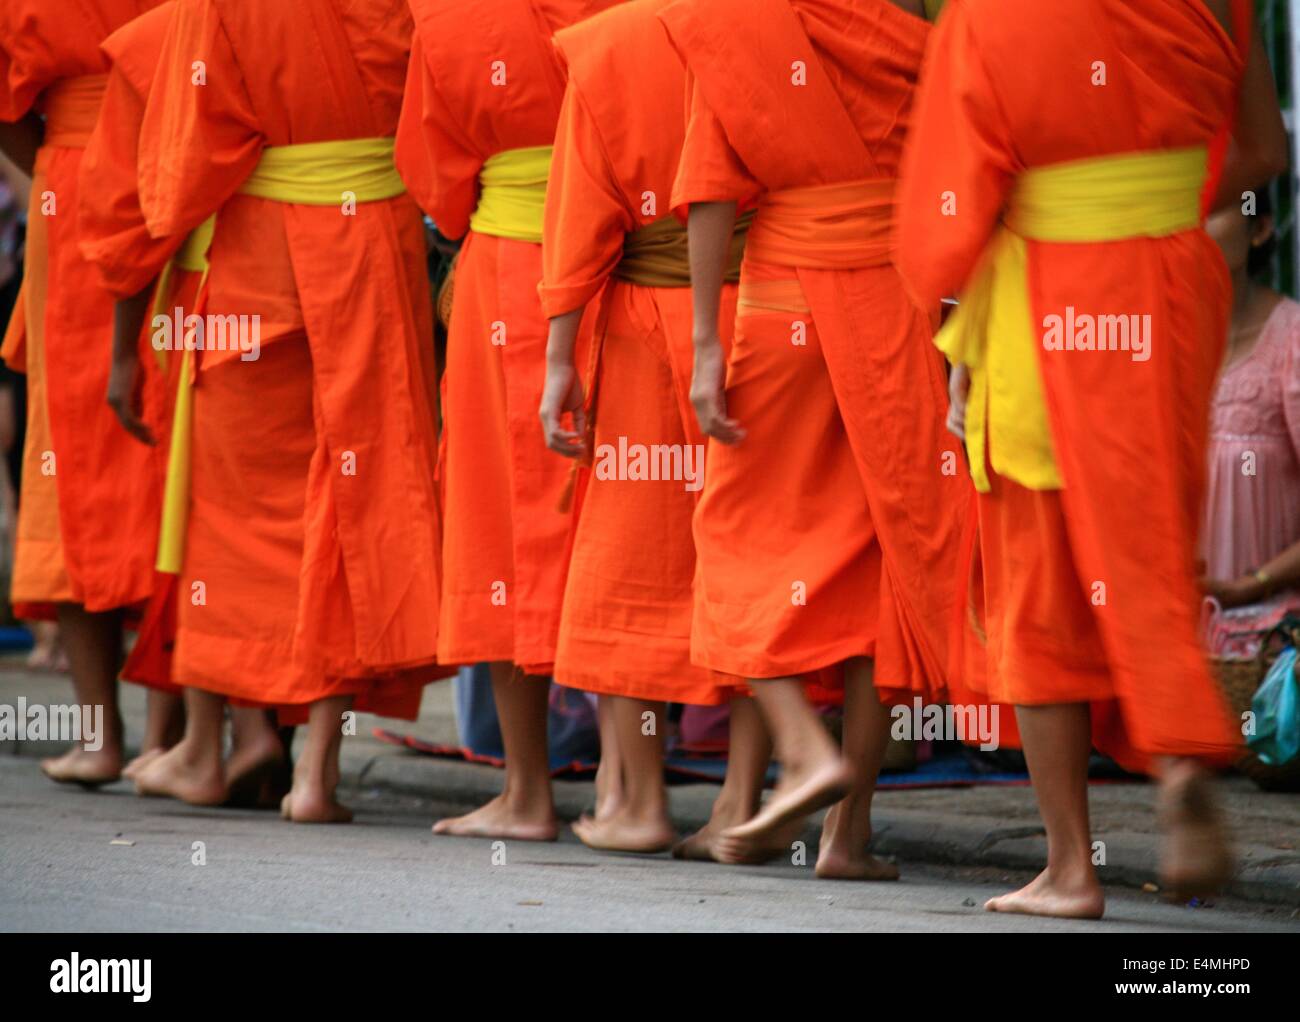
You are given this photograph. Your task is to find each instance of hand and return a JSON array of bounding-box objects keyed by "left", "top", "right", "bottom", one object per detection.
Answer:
[
  {"left": 106, "top": 343, "right": 156, "bottom": 446},
  {"left": 539, "top": 359, "right": 587, "bottom": 458},
  {"left": 690, "top": 333, "right": 744, "bottom": 444},
  {"left": 1200, "top": 574, "right": 1267, "bottom": 609},
  {"left": 946, "top": 363, "right": 970, "bottom": 441}
]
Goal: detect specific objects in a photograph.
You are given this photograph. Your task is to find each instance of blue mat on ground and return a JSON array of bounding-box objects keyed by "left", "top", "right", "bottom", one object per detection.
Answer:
[
  {"left": 0, "top": 627, "right": 33, "bottom": 651},
  {"left": 370, "top": 727, "right": 1036, "bottom": 789}
]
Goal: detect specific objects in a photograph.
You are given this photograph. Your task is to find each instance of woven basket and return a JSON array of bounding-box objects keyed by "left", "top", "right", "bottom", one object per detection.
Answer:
[{"left": 1212, "top": 623, "right": 1300, "bottom": 791}]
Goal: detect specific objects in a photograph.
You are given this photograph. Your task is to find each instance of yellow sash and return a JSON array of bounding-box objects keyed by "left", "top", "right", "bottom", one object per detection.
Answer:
[
  {"left": 155, "top": 136, "right": 406, "bottom": 574},
  {"left": 936, "top": 146, "right": 1206, "bottom": 493},
  {"left": 613, "top": 209, "right": 752, "bottom": 288},
  {"left": 468, "top": 145, "right": 552, "bottom": 243},
  {"left": 236, "top": 136, "right": 406, "bottom": 204}
]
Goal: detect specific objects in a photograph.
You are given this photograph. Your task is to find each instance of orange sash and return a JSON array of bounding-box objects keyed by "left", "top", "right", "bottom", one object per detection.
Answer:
[
  {"left": 38, "top": 74, "right": 109, "bottom": 149},
  {"left": 746, "top": 179, "right": 894, "bottom": 270}
]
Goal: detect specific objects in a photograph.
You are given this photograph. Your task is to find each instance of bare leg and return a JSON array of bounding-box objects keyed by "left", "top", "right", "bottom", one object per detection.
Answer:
[
  {"left": 281, "top": 695, "right": 352, "bottom": 823},
  {"left": 40, "top": 604, "right": 124, "bottom": 786},
  {"left": 134, "top": 687, "right": 228, "bottom": 805},
  {"left": 225, "top": 707, "right": 288, "bottom": 807},
  {"left": 593, "top": 695, "right": 625, "bottom": 820},
  {"left": 572, "top": 696, "right": 675, "bottom": 853},
  {"left": 985, "top": 703, "right": 1104, "bottom": 919},
  {"left": 432, "top": 662, "right": 557, "bottom": 840},
  {"left": 123, "top": 690, "right": 185, "bottom": 779},
  {"left": 675, "top": 696, "right": 797, "bottom": 863},
  {"left": 715, "top": 676, "right": 851, "bottom": 864},
  {"left": 1157, "top": 756, "right": 1233, "bottom": 899},
  {"left": 816, "top": 657, "right": 899, "bottom": 880},
  {"left": 25, "top": 620, "right": 60, "bottom": 670}
]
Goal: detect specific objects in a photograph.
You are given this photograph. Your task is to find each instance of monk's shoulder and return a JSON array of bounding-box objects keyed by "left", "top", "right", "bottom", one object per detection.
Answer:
[
  {"left": 556, "top": 0, "right": 675, "bottom": 84},
  {"left": 102, "top": 5, "right": 175, "bottom": 97}
]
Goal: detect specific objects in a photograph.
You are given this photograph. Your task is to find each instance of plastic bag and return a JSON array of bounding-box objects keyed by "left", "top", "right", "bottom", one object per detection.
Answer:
[{"left": 1248, "top": 647, "right": 1300, "bottom": 766}]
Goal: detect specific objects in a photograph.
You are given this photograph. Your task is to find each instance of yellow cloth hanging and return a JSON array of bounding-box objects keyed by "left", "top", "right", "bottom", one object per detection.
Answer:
[
  {"left": 155, "top": 136, "right": 407, "bottom": 574},
  {"left": 935, "top": 145, "right": 1207, "bottom": 493},
  {"left": 468, "top": 145, "right": 552, "bottom": 243}
]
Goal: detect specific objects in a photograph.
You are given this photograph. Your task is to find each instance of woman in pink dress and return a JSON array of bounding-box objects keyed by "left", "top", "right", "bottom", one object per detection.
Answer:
[{"left": 1202, "top": 186, "right": 1300, "bottom": 645}]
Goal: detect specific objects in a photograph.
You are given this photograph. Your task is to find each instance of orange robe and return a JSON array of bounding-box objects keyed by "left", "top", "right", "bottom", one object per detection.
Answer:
[
  {"left": 659, "top": 0, "right": 968, "bottom": 703},
  {"left": 895, "top": 0, "right": 1247, "bottom": 769},
  {"left": 0, "top": 0, "right": 163, "bottom": 616},
  {"left": 539, "top": 0, "right": 742, "bottom": 706},
  {"left": 395, "top": 0, "right": 617, "bottom": 674},
  {"left": 135, "top": 0, "right": 446, "bottom": 716},
  {"left": 78, "top": 1, "right": 193, "bottom": 693}
]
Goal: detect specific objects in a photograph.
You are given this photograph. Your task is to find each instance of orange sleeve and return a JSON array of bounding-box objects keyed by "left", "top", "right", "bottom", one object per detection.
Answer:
[
  {"left": 137, "top": 0, "right": 263, "bottom": 240},
  {"left": 538, "top": 79, "right": 631, "bottom": 319},
  {"left": 78, "top": 62, "right": 183, "bottom": 299},
  {"left": 394, "top": 31, "right": 438, "bottom": 217},
  {"left": 410, "top": 43, "right": 481, "bottom": 241},
  {"left": 895, "top": 0, "right": 1017, "bottom": 311},
  {"left": 0, "top": 33, "right": 43, "bottom": 121},
  {"left": 669, "top": 70, "right": 761, "bottom": 214}
]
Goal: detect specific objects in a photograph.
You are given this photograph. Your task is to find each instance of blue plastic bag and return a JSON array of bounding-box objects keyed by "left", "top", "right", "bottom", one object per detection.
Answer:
[{"left": 1248, "top": 647, "right": 1299, "bottom": 766}]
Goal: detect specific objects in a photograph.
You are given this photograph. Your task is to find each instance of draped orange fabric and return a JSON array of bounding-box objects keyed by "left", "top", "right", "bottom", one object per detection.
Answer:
[
  {"left": 135, "top": 0, "right": 447, "bottom": 716},
  {"left": 539, "top": 0, "right": 745, "bottom": 706},
  {"left": 395, "top": 0, "right": 618, "bottom": 674},
  {"left": 660, "top": 0, "right": 969, "bottom": 702},
  {"left": 78, "top": 1, "right": 195, "bottom": 694},
  {"left": 0, "top": 0, "right": 164, "bottom": 616},
  {"left": 895, "top": 0, "right": 1247, "bottom": 769}
]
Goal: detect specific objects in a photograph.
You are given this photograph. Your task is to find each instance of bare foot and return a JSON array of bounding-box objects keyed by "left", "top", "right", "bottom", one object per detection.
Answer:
[
  {"left": 122, "top": 747, "right": 166, "bottom": 781},
  {"left": 572, "top": 809, "right": 675, "bottom": 854},
  {"left": 674, "top": 816, "right": 802, "bottom": 864},
  {"left": 985, "top": 867, "right": 1104, "bottom": 919},
  {"left": 815, "top": 803, "right": 900, "bottom": 880},
  {"left": 1158, "top": 760, "right": 1233, "bottom": 900},
  {"left": 40, "top": 747, "right": 123, "bottom": 788},
  {"left": 432, "top": 794, "right": 558, "bottom": 841},
  {"left": 715, "top": 758, "right": 851, "bottom": 865},
  {"left": 224, "top": 729, "right": 287, "bottom": 809},
  {"left": 133, "top": 742, "right": 227, "bottom": 806},
  {"left": 815, "top": 846, "right": 899, "bottom": 880},
  {"left": 280, "top": 785, "right": 353, "bottom": 824}
]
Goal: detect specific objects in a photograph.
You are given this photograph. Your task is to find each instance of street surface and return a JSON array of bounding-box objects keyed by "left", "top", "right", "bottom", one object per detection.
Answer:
[{"left": 2, "top": 754, "right": 1296, "bottom": 932}]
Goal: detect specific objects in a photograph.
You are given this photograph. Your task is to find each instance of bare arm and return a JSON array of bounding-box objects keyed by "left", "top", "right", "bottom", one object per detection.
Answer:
[
  {"left": 1212, "top": 21, "right": 1288, "bottom": 211},
  {"left": 106, "top": 282, "right": 157, "bottom": 446},
  {"left": 687, "top": 201, "right": 744, "bottom": 444},
  {"left": 1202, "top": 539, "right": 1300, "bottom": 608},
  {"left": 0, "top": 114, "right": 43, "bottom": 177},
  {"left": 539, "top": 308, "right": 587, "bottom": 457}
]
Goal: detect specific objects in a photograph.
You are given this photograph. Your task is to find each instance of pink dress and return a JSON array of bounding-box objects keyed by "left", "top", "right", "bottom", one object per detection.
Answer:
[{"left": 1200, "top": 297, "right": 1300, "bottom": 655}]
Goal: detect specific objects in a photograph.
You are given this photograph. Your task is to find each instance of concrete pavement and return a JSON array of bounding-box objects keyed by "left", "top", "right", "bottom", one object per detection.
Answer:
[{"left": 3, "top": 663, "right": 1300, "bottom": 930}]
